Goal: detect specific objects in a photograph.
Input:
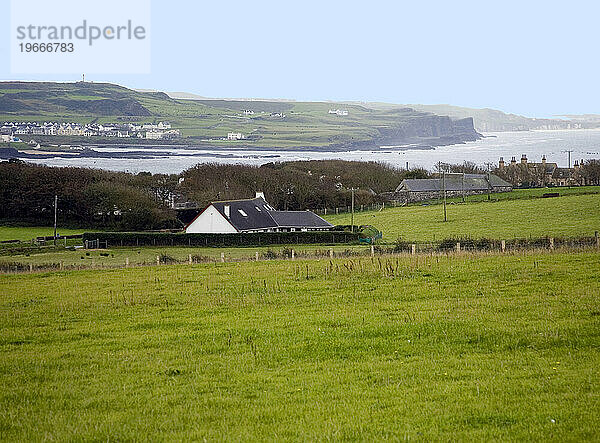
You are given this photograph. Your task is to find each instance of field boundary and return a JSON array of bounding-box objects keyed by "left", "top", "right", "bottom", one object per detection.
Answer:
[{"left": 2, "top": 239, "right": 598, "bottom": 275}]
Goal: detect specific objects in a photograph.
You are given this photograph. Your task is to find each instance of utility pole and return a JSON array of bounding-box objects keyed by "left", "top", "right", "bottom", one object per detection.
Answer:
[
  {"left": 442, "top": 172, "right": 447, "bottom": 222},
  {"left": 566, "top": 150, "right": 573, "bottom": 169},
  {"left": 487, "top": 165, "right": 491, "bottom": 201},
  {"left": 350, "top": 188, "right": 356, "bottom": 233},
  {"left": 53, "top": 195, "right": 58, "bottom": 246}
]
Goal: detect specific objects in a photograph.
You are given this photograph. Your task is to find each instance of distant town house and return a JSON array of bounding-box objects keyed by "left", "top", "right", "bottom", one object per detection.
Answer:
[
  {"left": 328, "top": 109, "right": 349, "bottom": 116},
  {"left": 0, "top": 120, "right": 179, "bottom": 140},
  {"left": 497, "top": 155, "right": 587, "bottom": 187},
  {"left": 227, "top": 132, "right": 244, "bottom": 140}
]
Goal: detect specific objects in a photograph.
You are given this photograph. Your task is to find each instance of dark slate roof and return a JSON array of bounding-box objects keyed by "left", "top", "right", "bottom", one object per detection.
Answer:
[
  {"left": 396, "top": 174, "right": 511, "bottom": 192},
  {"left": 270, "top": 210, "right": 333, "bottom": 228},
  {"left": 211, "top": 197, "right": 278, "bottom": 231},
  {"left": 487, "top": 174, "right": 513, "bottom": 188},
  {"left": 552, "top": 168, "right": 571, "bottom": 179},
  {"left": 209, "top": 197, "right": 333, "bottom": 232},
  {"left": 524, "top": 162, "right": 558, "bottom": 174}
]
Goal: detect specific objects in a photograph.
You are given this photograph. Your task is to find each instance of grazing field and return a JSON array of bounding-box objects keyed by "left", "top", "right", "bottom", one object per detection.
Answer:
[
  {"left": 326, "top": 193, "right": 600, "bottom": 241},
  {"left": 0, "top": 251, "right": 599, "bottom": 440},
  {"left": 0, "top": 226, "right": 84, "bottom": 242},
  {"left": 0, "top": 244, "right": 369, "bottom": 269}
]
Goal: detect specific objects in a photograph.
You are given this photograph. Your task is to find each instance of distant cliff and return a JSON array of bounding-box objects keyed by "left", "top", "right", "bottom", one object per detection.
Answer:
[
  {"left": 0, "top": 81, "right": 482, "bottom": 150},
  {"left": 403, "top": 104, "right": 600, "bottom": 132}
]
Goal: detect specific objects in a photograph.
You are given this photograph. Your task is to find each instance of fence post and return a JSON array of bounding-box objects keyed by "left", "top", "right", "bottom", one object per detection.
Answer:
[
  {"left": 456, "top": 242, "right": 461, "bottom": 253},
  {"left": 221, "top": 252, "right": 225, "bottom": 263},
  {"left": 329, "top": 248, "right": 334, "bottom": 259},
  {"left": 188, "top": 254, "right": 192, "bottom": 265},
  {"left": 370, "top": 245, "right": 375, "bottom": 257},
  {"left": 501, "top": 240, "right": 506, "bottom": 253},
  {"left": 29, "top": 263, "right": 33, "bottom": 273},
  {"left": 291, "top": 249, "right": 295, "bottom": 260},
  {"left": 411, "top": 244, "right": 416, "bottom": 255},
  {"left": 336, "top": 207, "right": 339, "bottom": 215},
  {"left": 596, "top": 231, "right": 599, "bottom": 248},
  {"left": 125, "top": 257, "right": 129, "bottom": 268},
  {"left": 60, "top": 261, "right": 63, "bottom": 270},
  {"left": 549, "top": 237, "right": 554, "bottom": 250},
  {"left": 156, "top": 255, "right": 160, "bottom": 266},
  {"left": 255, "top": 251, "right": 259, "bottom": 261}
]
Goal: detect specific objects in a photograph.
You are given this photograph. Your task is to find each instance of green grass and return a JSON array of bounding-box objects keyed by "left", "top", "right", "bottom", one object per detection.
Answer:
[
  {"left": 0, "top": 251, "right": 598, "bottom": 440},
  {"left": 0, "top": 226, "right": 84, "bottom": 242},
  {"left": 325, "top": 193, "right": 600, "bottom": 241},
  {"left": 0, "top": 244, "right": 368, "bottom": 268},
  {"left": 438, "top": 185, "right": 600, "bottom": 205}
]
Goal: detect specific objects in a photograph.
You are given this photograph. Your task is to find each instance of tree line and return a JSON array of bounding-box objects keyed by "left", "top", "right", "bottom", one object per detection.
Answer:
[
  {"left": 2, "top": 158, "right": 597, "bottom": 230},
  {"left": 0, "top": 160, "right": 427, "bottom": 230}
]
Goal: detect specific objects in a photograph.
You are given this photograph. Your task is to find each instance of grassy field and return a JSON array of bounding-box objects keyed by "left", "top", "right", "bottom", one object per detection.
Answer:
[
  {"left": 325, "top": 193, "right": 600, "bottom": 241},
  {"left": 0, "top": 244, "right": 370, "bottom": 269},
  {"left": 0, "top": 251, "right": 598, "bottom": 440},
  {"left": 435, "top": 185, "right": 600, "bottom": 205},
  {"left": 0, "top": 226, "right": 84, "bottom": 242}
]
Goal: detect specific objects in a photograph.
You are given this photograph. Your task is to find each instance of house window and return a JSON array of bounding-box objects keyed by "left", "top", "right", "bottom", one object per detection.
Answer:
[{"left": 238, "top": 209, "right": 248, "bottom": 217}]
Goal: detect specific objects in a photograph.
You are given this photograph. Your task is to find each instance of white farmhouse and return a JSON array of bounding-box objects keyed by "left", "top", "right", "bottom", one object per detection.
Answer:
[
  {"left": 227, "top": 132, "right": 244, "bottom": 140},
  {"left": 185, "top": 193, "right": 333, "bottom": 234}
]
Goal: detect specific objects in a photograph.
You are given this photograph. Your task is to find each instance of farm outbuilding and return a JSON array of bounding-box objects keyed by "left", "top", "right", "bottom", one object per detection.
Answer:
[{"left": 386, "top": 174, "right": 512, "bottom": 203}]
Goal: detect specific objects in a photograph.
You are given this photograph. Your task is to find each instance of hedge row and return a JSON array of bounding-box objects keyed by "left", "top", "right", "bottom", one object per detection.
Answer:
[
  {"left": 393, "top": 235, "right": 599, "bottom": 252},
  {"left": 82, "top": 231, "right": 362, "bottom": 248}
]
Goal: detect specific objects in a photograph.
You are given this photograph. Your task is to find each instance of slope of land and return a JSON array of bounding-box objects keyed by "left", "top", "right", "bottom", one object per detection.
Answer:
[
  {"left": 0, "top": 251, "right": 598, "bottom": 440},
  {"left": 0, "top": 81, "right": 481, "bottom": 150},
  {"left": 325, "top": 193, "right": 600, "bottom": 241}
]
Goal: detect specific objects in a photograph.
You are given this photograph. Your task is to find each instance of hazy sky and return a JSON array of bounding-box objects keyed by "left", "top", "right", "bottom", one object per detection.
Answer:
[{"left": 1, "top": 0, "right": 598, "bottom": 117}]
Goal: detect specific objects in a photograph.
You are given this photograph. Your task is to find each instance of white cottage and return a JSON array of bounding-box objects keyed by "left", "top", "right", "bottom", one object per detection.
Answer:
[{"left": 185, "top": 193, "right": 333, "bottom": 234}]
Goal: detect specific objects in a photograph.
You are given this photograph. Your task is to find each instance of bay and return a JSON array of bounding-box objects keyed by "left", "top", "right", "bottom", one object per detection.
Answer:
[{"left": 26, "top": 129, "right": 600, "bottom": 174}]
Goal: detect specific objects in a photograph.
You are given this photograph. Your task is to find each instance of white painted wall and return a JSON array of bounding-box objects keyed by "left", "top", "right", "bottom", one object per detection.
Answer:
[{"left": 185, "top": 205, "right": 238, "bottom": 234}]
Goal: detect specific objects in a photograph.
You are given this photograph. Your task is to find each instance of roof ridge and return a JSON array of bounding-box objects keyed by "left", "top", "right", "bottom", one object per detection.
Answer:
[{"left": 211, "top": 197, "right": 263, "bottom": 204}]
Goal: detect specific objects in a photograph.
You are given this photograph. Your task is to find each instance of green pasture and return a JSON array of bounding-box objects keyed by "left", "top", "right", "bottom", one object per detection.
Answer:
[{"left": 0, "top": 251, "right": 598, "bottom": 440}]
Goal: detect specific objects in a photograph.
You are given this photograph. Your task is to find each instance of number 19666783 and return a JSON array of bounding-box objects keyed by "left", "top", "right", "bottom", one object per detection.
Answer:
[{"left": 19, "top": 42, "right": 74, "bottom": 52}]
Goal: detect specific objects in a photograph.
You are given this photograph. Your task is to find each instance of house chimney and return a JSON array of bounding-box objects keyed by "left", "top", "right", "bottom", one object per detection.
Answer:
[
  {"left": 542, "top": 155, "right": 546, "bottom": 165},
  {"left": 255, "top": 191, "right": 265, "bottom": 200},
  {"left": 574, "top": 161, "right": 579, "bottom": 170},
  {"left": 521, "top": 154, "right": 527, "bottom": 164},
  {"left": 511, "top": 156, "right": 516, "bottom": 165},
  {"left": 224, "top": 205, "right": 230, "bottom": 218},
  {"left": 499, "top": 157, "right": 505, "bottom": 169}
]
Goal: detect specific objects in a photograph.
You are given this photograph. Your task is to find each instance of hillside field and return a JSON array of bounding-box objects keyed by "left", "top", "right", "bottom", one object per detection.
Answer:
[
  {"left": 0, "top": 251, "right": 598, "bottom": 440},
  {"left": 0, "top": 226, "right": 84, "bottom": 242},
  {"left": 325, "top": 193, "right": 600, "bottom": 241}
]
